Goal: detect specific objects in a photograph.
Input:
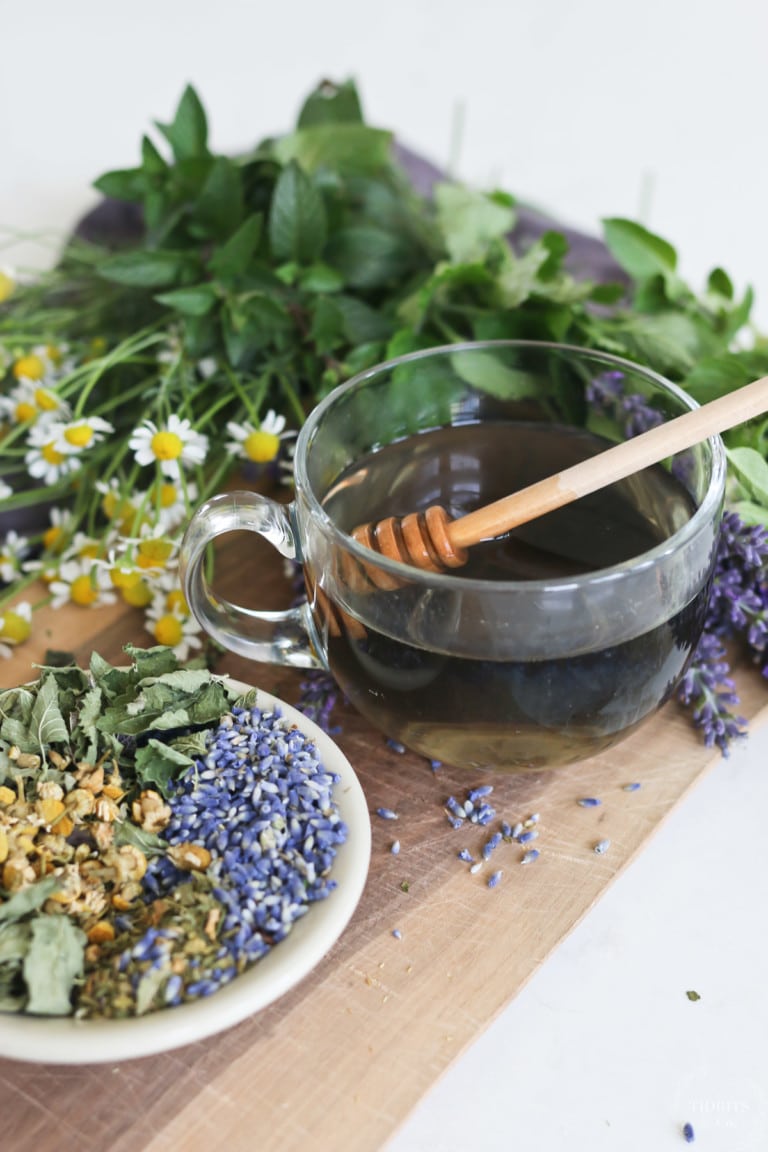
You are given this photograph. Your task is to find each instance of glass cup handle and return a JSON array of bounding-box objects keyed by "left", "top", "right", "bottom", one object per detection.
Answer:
[{"left": 179, "top": 491, "right": 325, "bottom": 670}]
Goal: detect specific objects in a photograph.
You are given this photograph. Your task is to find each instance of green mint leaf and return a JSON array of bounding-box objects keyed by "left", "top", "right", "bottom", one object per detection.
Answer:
[
  {"left": 608, "top": 311, "right": 701, "bottom": 376},
  {"left": 208, "top": 214, "right": 263, "bottom": 280},
  {"left": 23, "top": 915, "right": 86, "bottom": 1015},
  {"left": 298, "top": 262, "right": 344, "bottom": 293},
  {"left": 194, "top": 156, "right": 244, "bottom": 239},
  {"left": 154, "top": 284, "right": 218, "bottom": 317},
  {"left": 333, "top": 294, "right": 394, "bottom": 343},
  {"left": 98, "top": 250, "right": 195, "bottom": 289},
  {"left": 707, "top": 267, "right": 734, "bottom": 300},
  {"left": 274, "top": 124, "right": 392, "bottom": 175},
  {"left": 727, "top": 500, "right": 768, "bottom": 528},
  {"left": 602, "top": 218, "right": 677, "bottom": 280},
  {"left": 449, "top": 348, "right": 543, "bottom": 400},
  {"left": 141, "top": 133, "right": 168, "bottom": 174},
  {"left": 297, "top": 79, "right": 364, "bottom": 128},
  {"left": 154, "top": 84, "right": 208, "bottom": 161},
  {"left": 726, "top": 447, "right": 768, "bottom": 508},
  {"left": 268, "top": 161, "right": 328, "bottom": 264},
  {"left": 435, "top": 183, "right": 515, "bottom": 264},
  {"left": 325, "top": 225, "right": 412, "bottom": 289},
  {"left": 92, "top": 167, "right": 146, "bottom": 202},
  {"left": 496, "top": 242, "right": 550, "bottom": 309}
]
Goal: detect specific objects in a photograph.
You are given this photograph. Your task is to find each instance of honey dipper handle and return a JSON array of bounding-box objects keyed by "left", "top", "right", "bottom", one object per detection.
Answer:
[{"left": 447, "top": 374, "right": 768, "bottom": 549}]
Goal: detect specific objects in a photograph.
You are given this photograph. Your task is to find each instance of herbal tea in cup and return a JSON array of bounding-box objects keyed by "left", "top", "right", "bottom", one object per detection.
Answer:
[{"left": 179, "top": 341, "right": 725, "bottom": 772}]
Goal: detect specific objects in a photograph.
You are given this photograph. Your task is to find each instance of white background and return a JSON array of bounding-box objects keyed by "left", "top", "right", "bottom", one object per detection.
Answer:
[{"left": 3, "top": 2, "right": 768, "bottom": 1148}]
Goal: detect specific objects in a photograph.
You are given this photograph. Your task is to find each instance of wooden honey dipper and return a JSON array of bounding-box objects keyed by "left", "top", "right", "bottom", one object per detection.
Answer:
[{"left": 351, "top": 375, "right": 768, "bottom": 572}]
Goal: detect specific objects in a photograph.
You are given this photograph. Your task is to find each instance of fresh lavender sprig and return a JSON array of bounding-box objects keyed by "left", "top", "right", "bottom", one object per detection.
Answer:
[{"left": 676, "top": 511, "right": 768, "bottom": 753}]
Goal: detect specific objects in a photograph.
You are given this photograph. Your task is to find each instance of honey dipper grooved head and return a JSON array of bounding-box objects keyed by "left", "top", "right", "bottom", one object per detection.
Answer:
[{"left": 351, "top": 505, "right": 468, "bottom": 571}]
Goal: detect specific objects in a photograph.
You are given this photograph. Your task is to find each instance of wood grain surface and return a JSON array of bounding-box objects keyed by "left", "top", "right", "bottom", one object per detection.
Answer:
[{"left": 2, "top": 530, "right": 766, "bottom": 1152}]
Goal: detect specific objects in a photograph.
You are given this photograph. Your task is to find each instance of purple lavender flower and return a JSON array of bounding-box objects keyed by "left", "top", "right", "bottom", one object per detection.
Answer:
[
  {"left": 677, "top": 632, "right": 747, "bottom": 754},
  {"left": 296, "top": 669, "right": 340, "bottom": 733},
  {"left": 587, "top": 369, "right": 664, "bottom": 439}
]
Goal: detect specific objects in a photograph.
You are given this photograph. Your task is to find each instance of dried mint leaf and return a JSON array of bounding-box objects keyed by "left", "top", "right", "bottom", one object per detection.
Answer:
[
  {"left": 0, "top": 877, "right": 62, "bottom": 924},
  {"left": 23, "top": 915, "right": 87, "bottom": 1015},
  {"left": 30, "top": 673, "right": 69, "bottom": 751}
]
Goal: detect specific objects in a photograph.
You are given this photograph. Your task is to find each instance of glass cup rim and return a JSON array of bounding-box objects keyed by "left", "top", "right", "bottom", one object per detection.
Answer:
[{"left": 295, "top": 339, "right": 727, "bottom": 593}]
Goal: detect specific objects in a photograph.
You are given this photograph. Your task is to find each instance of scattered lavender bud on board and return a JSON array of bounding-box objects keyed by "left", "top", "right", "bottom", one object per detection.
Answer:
[
  {"left": 622, "top": 782, "right": 642, "bottom": 792},
  {"left": 458, "top": 849, "right": 474, "bottom": 863},
  {"left": 392, "top": 929, "right": 402, "bottom": 940},
  {"left": 593, "top": 839, "right": 611, "bottom": 855},
  {"left": 487, "top": 870, "right": 503, "bottom": 888},
  {"left": 518, "top": 829, "right": 539, "bottom": 845},
  {"left": 385, "top": 738, "right": 406, "bottom": 754},
  {"left": 468, "top": 785, "right": 494, "bottom": 802},
  {"left": 390, "top": 840, "right": 401, "bottom": 855},
  {"left": 521, "top": 849, "right": 540, "bottom": 865},
  {"left": 577, "top": 797, "right": 602, "bottom": 807},
  {"left": 376, "top": 807, "right": 399, "bottom": 820}
]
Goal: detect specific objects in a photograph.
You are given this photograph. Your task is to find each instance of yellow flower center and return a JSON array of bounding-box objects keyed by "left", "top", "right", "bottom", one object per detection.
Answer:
[
  {"left": 13, "top": 354, "right": 44, "bottom": 381},
  {"left": 152, "top": 480, "right": 180, "bottom": 508},
  {"left": 41, "top": 442, "right": 66, "bottom": 465},
  {"left": 110, "top": 567, "right": 142, "bottom": 589},
  {"left": 137, "top": 538, "right": 174, "bottom": 569},
  {"left": 154, "top": 615, "right": 183, "bottom": 647},
  {"left": 14, "top": 401, "right": 37, "bottom": 423},
  {"left": 244, "top": 430, "right": 280, "bottom": 464},
  {"left": 150, "top": 430, "right": 183, "bottom": 461},
  {"left": 0, "top": 271, "right": 15, "bottom": 303},
  {"left": 70, "top": 574, "right": 98, "bottom": 606},
  {"left": 121, "top": 580, "right": 153, "bottom": 608},
  {"left": 35, "top": 388, "right": 59, "bottom": 412},
  {"left": 101, "top": 491, "right": 135, "bottom": 524},
  {"left": 0, "top": 611, "right": 31, "bottom": 644},
  {"left": 64, "top": 424, "right": 95, "bottom": 449},
  {"left": 42, "top": 524, "right": 65, "bottom": 553},
  {"left": 165, "top": 589, "right": 188, "bottom": 614}
]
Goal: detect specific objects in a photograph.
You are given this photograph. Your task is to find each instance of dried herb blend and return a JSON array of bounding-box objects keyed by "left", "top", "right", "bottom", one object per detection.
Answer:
[{"left": 0, "top": 645, "right": 347, "bottom": 1018}]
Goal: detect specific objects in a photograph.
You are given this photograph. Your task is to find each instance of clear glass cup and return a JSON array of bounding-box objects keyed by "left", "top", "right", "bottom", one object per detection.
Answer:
[{"left": 179, "top": 341, "right": 725, "bottom": 772}]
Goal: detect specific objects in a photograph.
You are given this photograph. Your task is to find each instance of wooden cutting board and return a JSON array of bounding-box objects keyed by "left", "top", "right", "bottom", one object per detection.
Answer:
[{"left": 2, "top": 530, "right": 766, "bottom": 1152}]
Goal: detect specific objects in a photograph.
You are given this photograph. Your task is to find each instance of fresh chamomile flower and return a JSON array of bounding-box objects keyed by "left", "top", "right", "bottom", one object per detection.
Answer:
[
  {"left": 50, "top": 415, "right": 114, "bottom": 455},
  {"left": 144, "top": 594, "right": 203, "bottom": 660},
  {"left": 0, "top": 379, "right": 68, "bottom": 426},
  {"left": 146, "top": 477, "right": 198, "bottom": 533},
  {"left": 225, "top": 409, "right": 291, "bottom": 464},
  {"left": 128, "top": 414, "right": 209, "bottom": 478},
  {"left": 11, "top": 344, "right": 60, "bottom": 384},
  {"left": 49, "top": 558, "right": 117, "bottom": 609},
  {"left": 24, "top": 422, "right": 83, "bottom": 485},
  {"left": 0, "top": 478, "right": 12, "bottom": 500},
  {"left": 41, "top": 506, "right": 75, "bottom": 554},
  {"left": 0, "top": 600, "right": 32, "bottom": 658},
  {"left": 0, "top": 530, "right": 29, "bottom": 583}
]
